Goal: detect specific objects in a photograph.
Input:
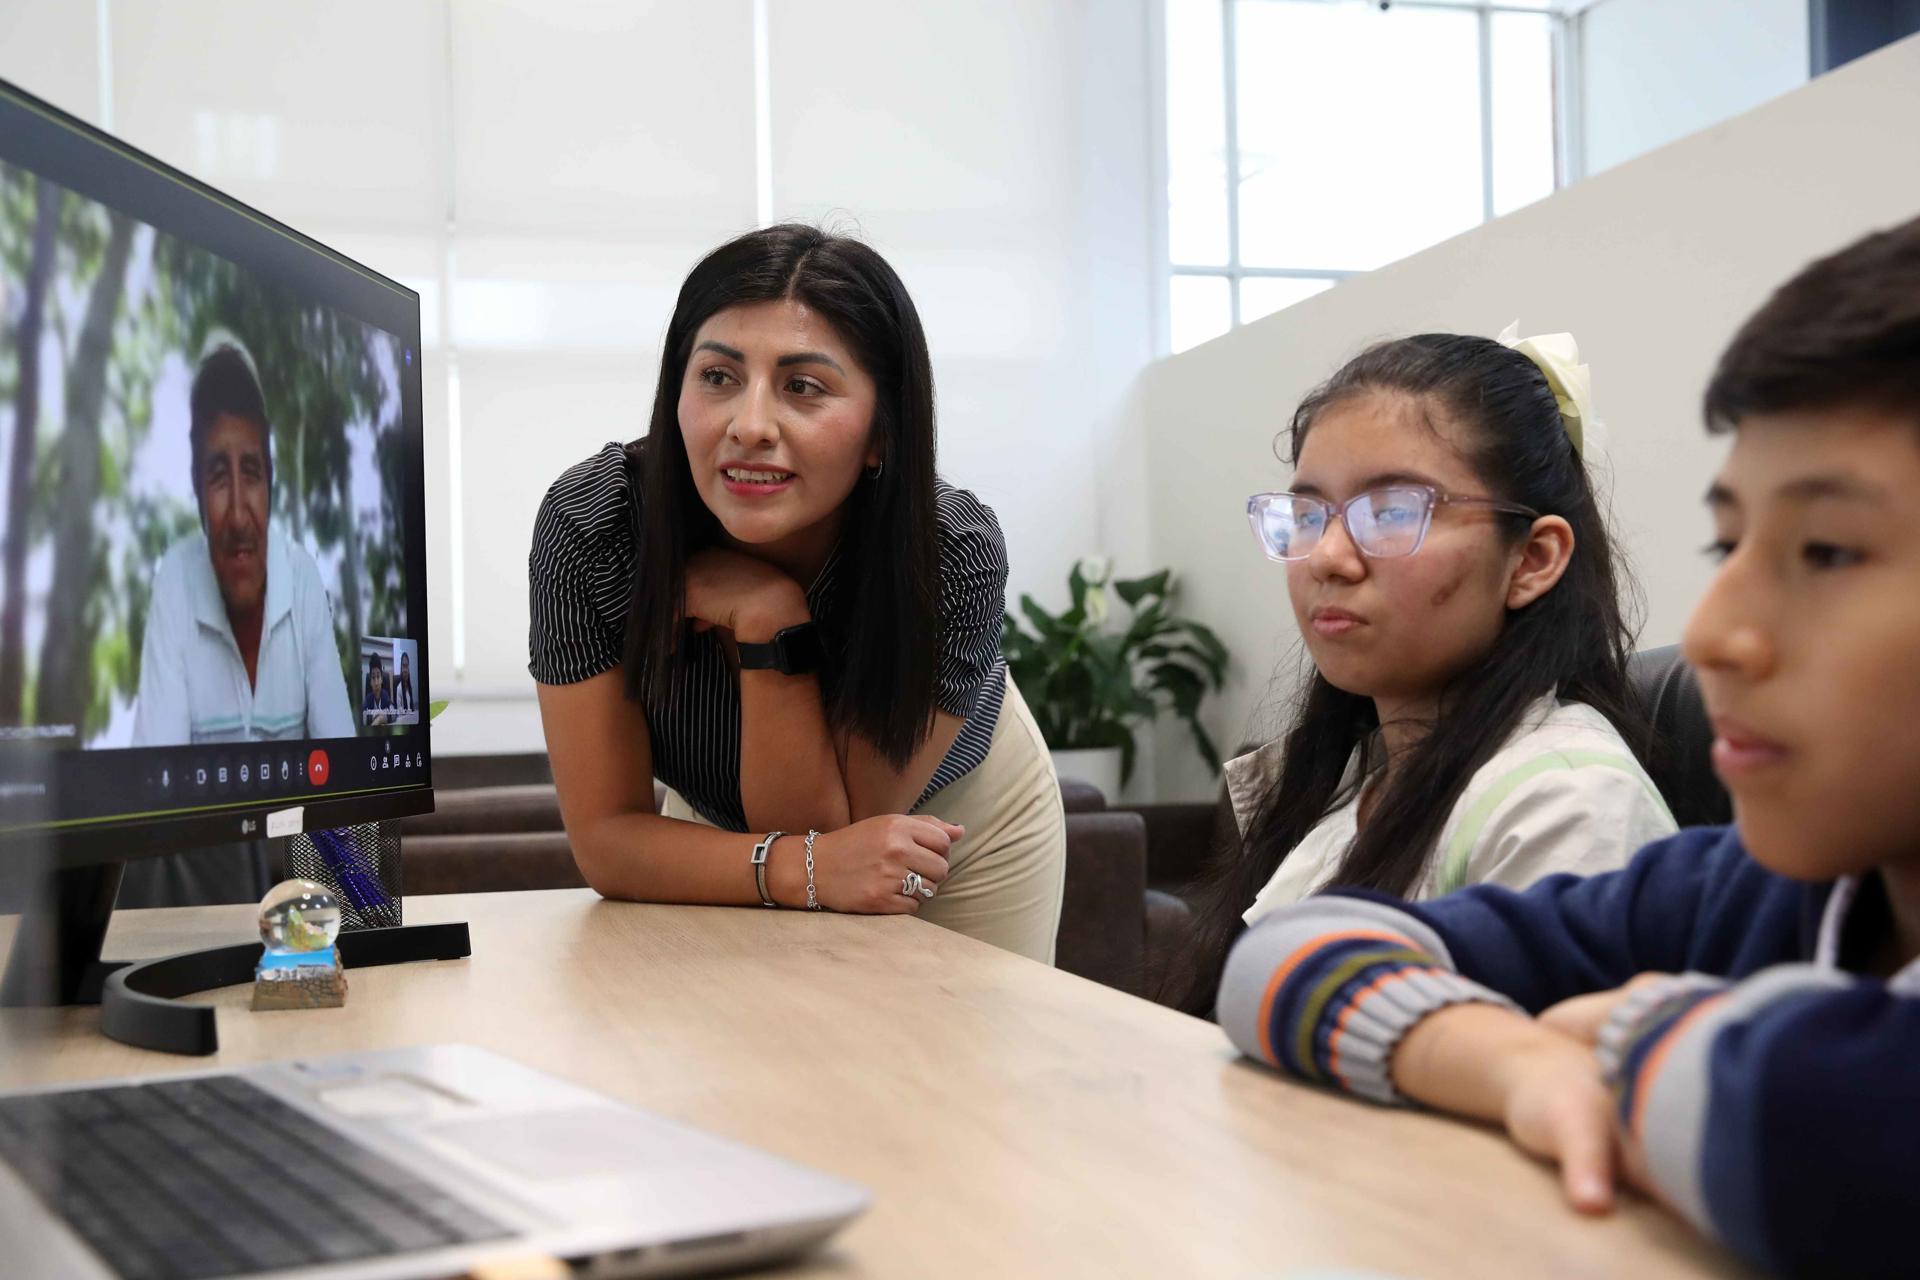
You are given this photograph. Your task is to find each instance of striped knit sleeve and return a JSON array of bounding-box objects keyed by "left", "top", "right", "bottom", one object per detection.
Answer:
[
  {"left": 1596, "top": 965, "right": 1919, "bottom": 1278},
  {"left": 931, "top": 484, "right": 1009, "bottom": 718},
  {"left": 1218, "top": 896, "right": 1519, "bottom": 1104},
  {"left": 528, "top": 446, "right": 634, "bottom": 685}
]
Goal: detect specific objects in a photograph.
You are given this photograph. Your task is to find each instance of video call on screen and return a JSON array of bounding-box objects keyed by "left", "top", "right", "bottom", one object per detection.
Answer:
[{"left": 0, "top": 119, "right": 429, "bottom": 833}]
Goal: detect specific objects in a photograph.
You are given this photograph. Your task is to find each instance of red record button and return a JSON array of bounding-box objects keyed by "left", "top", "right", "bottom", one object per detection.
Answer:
[{"left": 307, "top": 749, "right": 331, "bottom": 787}]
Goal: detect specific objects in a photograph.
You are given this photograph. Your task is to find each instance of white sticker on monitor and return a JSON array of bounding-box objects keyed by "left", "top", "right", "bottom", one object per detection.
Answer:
[{"left": 266, "top": 806, "right": 305, "bottom": 839}]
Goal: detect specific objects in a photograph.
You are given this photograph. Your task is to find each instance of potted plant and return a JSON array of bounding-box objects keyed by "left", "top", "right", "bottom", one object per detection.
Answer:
[{"left": 1001, "top": 559, "right": 1229, "bottom": 800}]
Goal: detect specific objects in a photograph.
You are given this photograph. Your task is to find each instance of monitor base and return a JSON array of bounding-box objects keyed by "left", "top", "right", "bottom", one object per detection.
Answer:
[
  {"left": 0, "top": 863, "right": 126, "bottom": 1006},
  {"left": 99, "top": 922, "right": 471, "bottom": 1055},
  {"left": 0, "top": 863, "right": 469, "bottom": 1054}
]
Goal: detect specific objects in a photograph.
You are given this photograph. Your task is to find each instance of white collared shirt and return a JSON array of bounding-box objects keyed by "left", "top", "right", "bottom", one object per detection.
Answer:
[
  {"left": 131, "top": 523, "right": 356, "bottom": 745},
  {"left": 1232, "top": 695, "right": 1678, "bottom": 926}
]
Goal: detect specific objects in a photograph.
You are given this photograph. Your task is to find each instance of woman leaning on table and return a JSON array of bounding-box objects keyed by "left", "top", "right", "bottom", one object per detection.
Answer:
[{"left": 528, "top": 225, "right": 1065, "bottom": 962}]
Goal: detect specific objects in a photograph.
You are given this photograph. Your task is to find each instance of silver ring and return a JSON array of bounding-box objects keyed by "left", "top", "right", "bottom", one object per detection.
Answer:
[
  {"left": 916, "top": 882, "right": 935, "bottom": 899},
  {"left": 901, "top": 870, "right": 923, "bottom": 899}
]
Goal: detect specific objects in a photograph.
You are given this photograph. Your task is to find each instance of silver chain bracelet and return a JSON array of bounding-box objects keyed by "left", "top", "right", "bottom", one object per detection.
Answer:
[{"left": 803, "top": 829, "right": 823, "bottom": 911}]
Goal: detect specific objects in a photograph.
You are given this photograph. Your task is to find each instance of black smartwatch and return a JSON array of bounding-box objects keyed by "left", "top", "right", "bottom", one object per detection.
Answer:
[{"left": 736, "top": 622, "right": 824, "bottom": 675}]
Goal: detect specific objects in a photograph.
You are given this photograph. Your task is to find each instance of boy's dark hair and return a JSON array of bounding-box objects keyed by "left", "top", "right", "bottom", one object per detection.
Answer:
[
  {"left": 188, "top": 344, "right": 273, "bottom": 499},
  {"left": 624, "top": 224, "right": 941, "bottom": 767},
  {"left": 1706, "top": 214, "right": 1920, "bottom": 430},
  {"left": 1179, "top": 333, "right": 1652, "bottom": 1013}
]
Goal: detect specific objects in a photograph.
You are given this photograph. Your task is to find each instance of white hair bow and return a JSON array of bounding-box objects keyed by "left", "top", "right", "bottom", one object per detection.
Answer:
[{"left": 1498, "top": 321, "right": 1593, "bottom": 458}]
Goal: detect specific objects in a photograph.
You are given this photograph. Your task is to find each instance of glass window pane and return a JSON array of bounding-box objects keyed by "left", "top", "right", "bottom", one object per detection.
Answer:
[
  {"left": 1234, "top": 1, "right": 1482, "bottom": 272},
  {"left": 1169, "top": 275, "right": 1232, "bottom": 354},
  {"left": 1491, "top": 12, "right": 1557, "bottom": 217},
  {"left": 1240, "top": 275, "right": 1335, "bottom": 323},
  {"left": 1166, "top": 0, "right": 1229, "bottom": 267}
]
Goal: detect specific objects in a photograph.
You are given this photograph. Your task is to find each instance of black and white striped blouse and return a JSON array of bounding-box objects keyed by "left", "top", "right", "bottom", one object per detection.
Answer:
[{"left": 528, "top": 442, "right": 1010, "bottom": 832}]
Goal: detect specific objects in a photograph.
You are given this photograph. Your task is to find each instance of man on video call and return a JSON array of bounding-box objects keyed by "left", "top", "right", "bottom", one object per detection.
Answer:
[{"left": 132, "top": 343, "right": 355, "bottom": 745}]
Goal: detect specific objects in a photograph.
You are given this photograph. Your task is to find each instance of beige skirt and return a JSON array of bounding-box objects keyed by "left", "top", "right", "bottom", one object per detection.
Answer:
[{"left": 662, "top": 672, "right": 1067, "bottom": 964}]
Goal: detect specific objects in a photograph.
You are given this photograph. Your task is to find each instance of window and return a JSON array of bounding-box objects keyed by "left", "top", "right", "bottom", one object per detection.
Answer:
[{"left": 1163, "top": 0, "right": 1564, "bottom": 353}]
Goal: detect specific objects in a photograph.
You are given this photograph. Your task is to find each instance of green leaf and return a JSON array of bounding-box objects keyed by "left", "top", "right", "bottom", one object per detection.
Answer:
[
  {"left": 428, "top": 699, "right": 449, "bottom": 722},
  {"left": 1148, "top": 620, "right": 1228, "bottom": 686},
  {"left": 1113, "top": 570, "right": 1171, "bottom": 608},
  {"left": 1183, "top": 621, "right": 1232, "bottom": 673},
  {"left": 1019, "top": 596, "right": 1069, "bottom": 645},
  {"left": 1016, "top": 562, "right": 1232, "bottom": 774},
  {"left": 1185, "top": 716, "right": 1221, "bottom": 776},
  {"left": 1154, "top": 639, "right": 1228, "bottom": 688},
  {"left": 1149, "top": 662, "right": 1206, "bottom": 717},
  {"left": 1121, "top": 601, "right": 1168, "bottom": 647}
]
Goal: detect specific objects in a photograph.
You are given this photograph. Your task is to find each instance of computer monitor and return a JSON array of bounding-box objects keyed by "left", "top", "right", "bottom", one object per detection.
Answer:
[{"left": 0, "top": 78, "right": 435, "bottom": 1009}]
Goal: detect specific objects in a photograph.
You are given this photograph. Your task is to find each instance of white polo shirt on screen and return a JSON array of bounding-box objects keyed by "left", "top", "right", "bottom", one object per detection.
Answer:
[{"left": 131, "top": 522, "right": 356, "bottom": 745}]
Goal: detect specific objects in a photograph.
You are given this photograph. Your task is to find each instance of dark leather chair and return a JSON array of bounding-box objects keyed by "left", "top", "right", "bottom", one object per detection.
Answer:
[
  {"left": 401, "top": 785, "right": 583, "bottom": 894},
  {"left": 1625, "top": 644, "right": 1729, "bottom": 827},
  {"left": 1052, "top": 779, "right": 1150, "bottom": 996}
]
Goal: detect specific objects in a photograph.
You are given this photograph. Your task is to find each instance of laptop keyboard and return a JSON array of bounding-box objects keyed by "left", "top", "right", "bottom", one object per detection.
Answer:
[{"left": 0, "top": 1074, "right": 512, "bottom": 1279}]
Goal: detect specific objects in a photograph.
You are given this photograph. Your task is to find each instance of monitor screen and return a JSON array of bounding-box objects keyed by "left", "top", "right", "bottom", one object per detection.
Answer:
[{"left": 0, "top": 80, "right": 433, "bottom": 868}]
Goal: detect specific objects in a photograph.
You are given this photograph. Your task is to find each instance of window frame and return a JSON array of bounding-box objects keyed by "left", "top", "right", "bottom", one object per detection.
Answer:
[{"left": 1159, "top": 0, "right": 1575, "bottom": 351}]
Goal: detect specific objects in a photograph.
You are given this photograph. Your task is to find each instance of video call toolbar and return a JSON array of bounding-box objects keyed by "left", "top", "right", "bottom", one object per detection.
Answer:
[{"left": 134, "top": 737, "right": 428, "bottom": 812}]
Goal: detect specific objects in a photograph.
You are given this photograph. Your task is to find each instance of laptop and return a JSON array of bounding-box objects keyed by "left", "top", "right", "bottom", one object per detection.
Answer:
[{"left": 0, "top": 1044, "right": 869, "bottom": 1279}]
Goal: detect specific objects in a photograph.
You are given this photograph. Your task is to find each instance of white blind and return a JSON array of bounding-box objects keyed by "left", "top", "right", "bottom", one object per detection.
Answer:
[{"left": 0, "top": 0, "right": 1158, "bottom": 753}]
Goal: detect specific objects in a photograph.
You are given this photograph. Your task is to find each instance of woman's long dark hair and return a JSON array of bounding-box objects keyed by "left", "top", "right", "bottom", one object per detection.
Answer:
[
  {"left": 1179, "top": 334, "right": 1650, "bottom": 1012},
  {"left": 622, "top": 225, "right": 941, "bottom": 768}
]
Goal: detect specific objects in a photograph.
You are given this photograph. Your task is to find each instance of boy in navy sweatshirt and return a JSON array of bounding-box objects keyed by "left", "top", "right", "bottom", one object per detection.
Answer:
[{"left": 1219, "top": 215, "right": 1920, "bottom": 1279}]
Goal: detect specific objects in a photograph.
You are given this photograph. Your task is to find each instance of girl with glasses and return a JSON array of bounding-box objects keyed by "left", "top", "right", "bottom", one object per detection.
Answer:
[{"left": 1180, "top": 332, "right": 1675, "bottom": 1011}]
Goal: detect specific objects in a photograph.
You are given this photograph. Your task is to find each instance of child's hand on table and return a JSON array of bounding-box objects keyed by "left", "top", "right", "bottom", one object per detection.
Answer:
[
  {"left": 1538, "top": 972, "right": 1675, "bottom": 1044},
  {"left": 1392, "top": 998, "right": 1667, "bottom": 1215}
]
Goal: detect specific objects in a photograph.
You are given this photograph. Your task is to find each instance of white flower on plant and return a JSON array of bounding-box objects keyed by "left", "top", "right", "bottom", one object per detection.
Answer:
[{"left": 1078, "top": 556, "right": 1112, "bottom": 627}]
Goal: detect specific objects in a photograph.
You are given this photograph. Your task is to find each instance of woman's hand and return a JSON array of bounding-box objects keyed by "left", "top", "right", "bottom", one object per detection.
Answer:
[
  {"left": 783, "top": 815, "right": 964, "bottom": 914},
  {"left": 684, "top": 548, "right": 809, "bottom": 641}
]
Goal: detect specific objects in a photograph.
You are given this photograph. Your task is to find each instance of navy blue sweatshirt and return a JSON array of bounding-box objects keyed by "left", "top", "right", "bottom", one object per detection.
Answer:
[{"left": 1217, "top": 826, "right": 1920, "bottom": 1278}]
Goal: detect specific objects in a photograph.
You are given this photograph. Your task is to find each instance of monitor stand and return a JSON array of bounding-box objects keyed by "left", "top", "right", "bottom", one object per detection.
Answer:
[{"left": 0, "top": 860, "right": 469, "bottom": 1055}]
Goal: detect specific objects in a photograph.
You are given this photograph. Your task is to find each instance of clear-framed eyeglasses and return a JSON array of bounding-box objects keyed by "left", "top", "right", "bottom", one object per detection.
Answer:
[{"left": 1246, "top": 484, "right": 1540, "bottom": 562}]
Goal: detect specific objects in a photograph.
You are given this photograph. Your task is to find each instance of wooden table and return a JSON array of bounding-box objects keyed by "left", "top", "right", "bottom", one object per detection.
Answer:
[{"left": 0, "top": 891, "right": 1746, "bottom": 1279}]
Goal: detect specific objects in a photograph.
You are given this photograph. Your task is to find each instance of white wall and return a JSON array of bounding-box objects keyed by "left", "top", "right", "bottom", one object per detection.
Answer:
[
  {"left": 0, "top": 1, "right": 1157, "bottom": 756},
  {"left": 1136, "top": 32, "right": 1920, "bottom": 801},
  {"left": 0, "top": 4, "right": 99, "bottom": 122},
  {"left": 1579, "top": 0, "right": 1809, "bottom": 176},
  {"left": 763, "top": 0, "right": 1158, "bottom": 622}
]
